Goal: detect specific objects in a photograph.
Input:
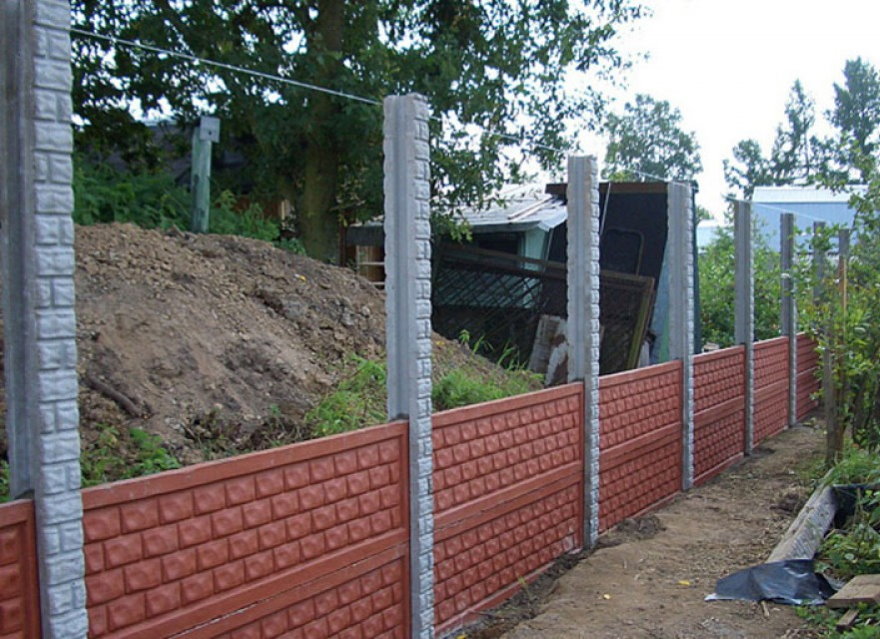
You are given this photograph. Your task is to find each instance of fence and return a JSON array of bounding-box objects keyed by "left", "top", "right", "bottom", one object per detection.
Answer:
[
  {"left": 692, "top": 346, "right": 746, "bottom": 485},
  {"left": 0, "top": 500, "right": 41, "bottom": 639},
  {"left": 1, "top": 5, "right": 827, "bottom": 637},
  {"left": 0, "top": 333, "right": 816, "bottom": 638}
]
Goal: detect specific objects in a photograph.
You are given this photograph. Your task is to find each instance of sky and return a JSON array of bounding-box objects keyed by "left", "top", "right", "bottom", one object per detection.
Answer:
[{"left": 595, "top": 0, "right": 880, "bottom": 222}]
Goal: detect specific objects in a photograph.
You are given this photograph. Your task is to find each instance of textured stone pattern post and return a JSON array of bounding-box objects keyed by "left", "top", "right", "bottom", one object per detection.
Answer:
[
  {"left": 565, "top": 156, "right": 601, "bottom": 548},
  {"left": 598, "top": 362, "right": 683, "bottom": 531},
  {"left": 383, "top": 94, "right": 434, "bottom": 639},
  {"left": 781, "top": 213, "right": 797, "bottom": 426},
  {"left": 667, "top": 183, "right": 695, "bottom": 489},
  {"left": 692, "top": 346, "right": 746, "bottom": 485},
  {"left": 2, "top": 1, "right": 88, "bottom": 636},
  {"left": 734, "top": 202, "right": 755, "bottom": 455}
]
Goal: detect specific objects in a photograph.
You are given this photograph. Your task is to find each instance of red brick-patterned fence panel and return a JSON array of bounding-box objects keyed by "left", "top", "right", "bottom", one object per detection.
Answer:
[
  {"left": 754, "top": 337, "right": 790, "bottom": 444},
  {"left": 599, "top": 361, "right": 682, "bottom": 531},
  {"left": 81, "top": 422, "right": 409, "bottom": 639},
  {"left": 0, "top": 500, "right": 41, "bottom": 639},
  {"left": 797, "top": 333, "right": 821, "bottom": 419},
  {"left": 693, "top": 346, "right": 745, "bottom": 485},
  {"left": 431, "top": 384, "right": 583, "bottom": 633}
]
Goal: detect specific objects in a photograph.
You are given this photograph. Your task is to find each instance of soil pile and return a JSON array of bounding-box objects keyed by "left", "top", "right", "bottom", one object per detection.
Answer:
[{"left": 1, "top": 223, "right": 520, "bottom": 466}]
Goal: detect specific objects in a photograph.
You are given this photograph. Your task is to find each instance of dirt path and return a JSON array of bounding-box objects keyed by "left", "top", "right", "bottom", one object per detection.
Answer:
[{"left": 500, "top": 423, "right": 825, "bottom": 639}]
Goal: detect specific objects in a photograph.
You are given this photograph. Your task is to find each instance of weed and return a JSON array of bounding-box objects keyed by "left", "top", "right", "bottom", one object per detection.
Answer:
[
  {"left": 305, "top": 356, "right": 387, "bottom": 437},
  {"left": 825, "top": 445, "right": 880, "bottom": 486},
  {"left": 81, "top": 423, "right": 180, "bottom": 487}
]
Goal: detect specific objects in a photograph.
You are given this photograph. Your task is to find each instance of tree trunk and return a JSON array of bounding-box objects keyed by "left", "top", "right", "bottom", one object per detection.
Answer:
[
  {"left": 300, "top": 143, "right": 340, "bottom": 262},
  {"left": 297, "top": 0, "right": 344, "bottom": 263}
]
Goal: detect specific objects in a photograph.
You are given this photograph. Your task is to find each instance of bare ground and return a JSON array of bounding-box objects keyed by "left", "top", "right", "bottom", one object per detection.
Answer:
[{"left": 471, "top": 422, "right": 827, "bottom": 639}]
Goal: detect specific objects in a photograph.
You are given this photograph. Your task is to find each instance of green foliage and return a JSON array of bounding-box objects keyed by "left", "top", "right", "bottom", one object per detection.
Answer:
[
  {"left": 73, "top": 158, "right": 315, "bottom": 250},
  {"left": 825, "top": 446, "right": 880, "bottom": 486},
  {"left": 72, "top": 0, "right": 645, "bottom": 259},
  {"left": 794, "top": 179, "right": 880, "bottom": 452},
  {"left": 724, "top": 80, "right": 823, "bottom": 198},
  {"left": 698, "top": 222, "right": 781, "bottom": 347},
  {"left": 432, "top": 366, "right": 538, "bottom": 411},
  {"left": 797, "top": 604, "right": 880, "bottom": 638},
  {"left": 306, "top": 351, "right": 539, "bottom": 435},
  {"left": 73, "top": 161, "right": 190, "bottom": 228},
  {"left": 305, "top": 356, "right": 387, "bottom": 437},
  {"left": 602, "top": 93, "right": 702, "bottom": 182},
  {"left": 0, "top": 461, "right": 8, "bottom": 503},
  {"left": 81, "top": 424, "right": 180, "bottom": 487}
]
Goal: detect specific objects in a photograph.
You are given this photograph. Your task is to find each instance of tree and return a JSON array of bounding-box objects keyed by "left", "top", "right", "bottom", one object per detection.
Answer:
[
  {"left": 72, "top": 0, "right": 644, "bottom": 261},
  {"left": 769, "top": 80, "right": 820, "bottom": 184},
  {"left": 827, "top": 58, "right": 880, "bottom": 182},
  {"left": 724, "top": 81, "right": 821, "bottom": 198},
  {"left": 698, "top": 223, "right": 780, "bottom": 348},
  {"left": 723, "top": 139, "right": 773, "bottom": 199},
  {"left": 601, "top": 93, "right": 702, "bottom": 181}
]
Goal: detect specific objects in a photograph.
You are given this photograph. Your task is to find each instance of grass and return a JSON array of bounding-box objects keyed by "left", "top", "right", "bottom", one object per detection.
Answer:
[
  {"left": 305, "top": 351, "right": 542, "bottom": 437},
  {"left": 81, "top": 423, "right": 180, "bottom": 487},
  {"left": 797, "top": 445, "right": 880, "bottom": 638},
  {"left": 0, "top": 424, "right": 181, "bottom": 501}
]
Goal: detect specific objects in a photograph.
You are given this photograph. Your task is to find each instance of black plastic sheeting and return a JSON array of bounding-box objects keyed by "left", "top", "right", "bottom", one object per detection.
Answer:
[{"left": 706, "top": 560, "right": 837, "bottom": 605}]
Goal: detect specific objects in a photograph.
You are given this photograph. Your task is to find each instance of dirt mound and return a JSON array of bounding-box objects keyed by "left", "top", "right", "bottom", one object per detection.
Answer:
[{"left": 1, "top": 223, "right": 522, "bottom": 467}]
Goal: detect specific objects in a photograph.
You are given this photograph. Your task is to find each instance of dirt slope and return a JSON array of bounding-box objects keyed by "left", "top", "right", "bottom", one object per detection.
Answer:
[{"left": 1, "top": 223, "right": 520, "bottom": 466}]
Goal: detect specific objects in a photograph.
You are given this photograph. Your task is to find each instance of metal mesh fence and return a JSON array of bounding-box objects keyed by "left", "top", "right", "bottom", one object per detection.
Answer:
[{"left": 432, "top": 244, "right": 655, "bottom": 376}]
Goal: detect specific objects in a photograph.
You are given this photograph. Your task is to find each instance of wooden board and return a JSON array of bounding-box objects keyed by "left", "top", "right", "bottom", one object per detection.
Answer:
[{"left": 827, "top": 574, "right": 880, "bottom": 609}]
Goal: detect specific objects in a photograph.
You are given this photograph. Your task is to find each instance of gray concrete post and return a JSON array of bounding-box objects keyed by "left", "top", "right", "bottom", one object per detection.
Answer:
[
  {"left": 667, "top": 183, "right": 695, "bottom": 490},
  {"left": 0, "top": 1, "right": 88, "bottom": 636},
  {"left": 781, "top": 212, "right": 797, "bottom": 426},
  {"left": 565, "top": 156, "right": 601, "bottom": 548},
  {"left": 383, "top": 94, "right": 434, "bottom": 639},
  {"left": 734, "top": 202, "right": 755, "bottom": 454}
]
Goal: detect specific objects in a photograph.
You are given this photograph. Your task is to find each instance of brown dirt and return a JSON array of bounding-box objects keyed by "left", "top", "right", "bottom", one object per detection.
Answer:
[
  {"left": 464, "top": 422, "right": 827, "bottom": 639},
  {"left": 0, "top": 223, "right": 534, "bottom": 467}
]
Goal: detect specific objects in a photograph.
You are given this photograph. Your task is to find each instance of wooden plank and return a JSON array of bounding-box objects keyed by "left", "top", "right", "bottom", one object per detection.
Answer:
[
  {"left": 836, "top": 608, "right": 859, "bottom": 631},
  {"left": 827, "top": 574, "right": 880, "bottom": 609}
]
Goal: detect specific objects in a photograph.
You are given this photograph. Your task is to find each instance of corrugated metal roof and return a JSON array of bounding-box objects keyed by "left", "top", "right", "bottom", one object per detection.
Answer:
[{"left": 454, "top": 183, "right": 567, "bottom": 233}]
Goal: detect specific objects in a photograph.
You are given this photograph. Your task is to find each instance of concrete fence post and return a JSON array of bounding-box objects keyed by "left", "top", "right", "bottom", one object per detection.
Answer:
[
  {"left": 735, "top": 202, "right": 755, "bottom": 454},
  {"left": 566, "top": 156, "right": 601, "bottom": 548},
  {"left": 383, "top": 93, "right": 434, "bottom": 639},
  {"left": 667, "top": 182, "right": 695, "bottom": 490},
  {"left": 0, "top": 1, "right": 88, "bottom": 636},
  {"left": 780, "top": 212, "right": 797, "bottom": 426}
]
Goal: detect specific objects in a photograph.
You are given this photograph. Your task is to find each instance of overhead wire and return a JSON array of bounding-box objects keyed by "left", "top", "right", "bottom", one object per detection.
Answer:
[{"left": 67, "top": 25, "right": 861, "bottom": 220}]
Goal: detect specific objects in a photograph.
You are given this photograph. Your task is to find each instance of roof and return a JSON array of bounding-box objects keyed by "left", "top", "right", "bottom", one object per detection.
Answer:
[
  {"left": 454, "top": 183, "right": 567, "bottom": 233},
  {"left": 752, "top": 185, "right": 865, "bottom": 204}
]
